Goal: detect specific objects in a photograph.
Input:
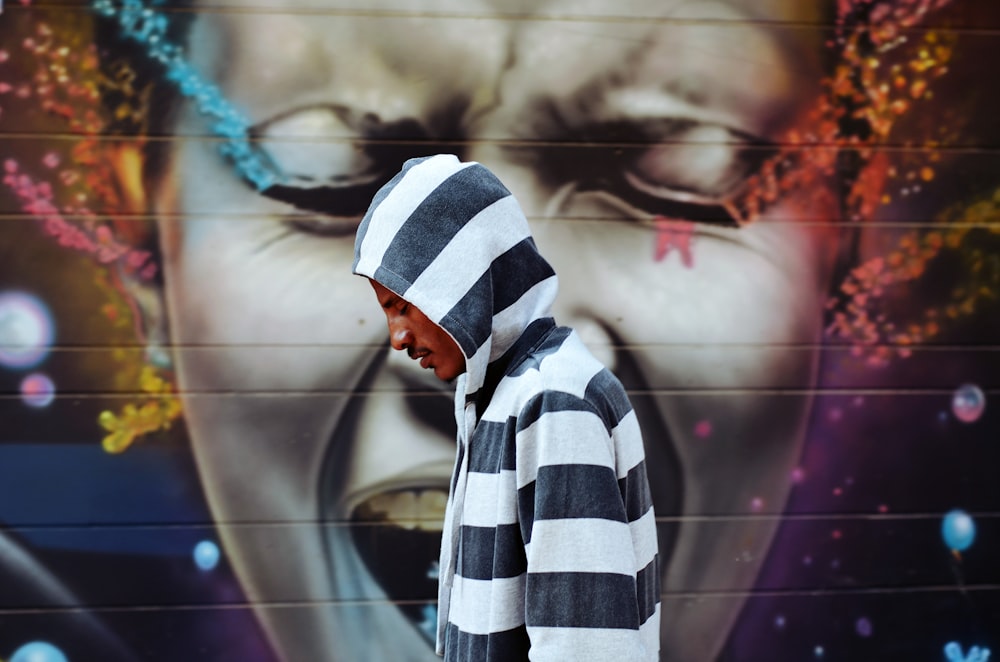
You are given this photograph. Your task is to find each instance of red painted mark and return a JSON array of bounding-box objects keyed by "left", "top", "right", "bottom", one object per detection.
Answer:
[{"left": 653, "top": 217, "right": 695, "bottom": 267}]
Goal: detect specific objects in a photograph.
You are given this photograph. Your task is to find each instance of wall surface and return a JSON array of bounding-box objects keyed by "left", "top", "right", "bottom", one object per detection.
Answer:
[{"left": 1, "top": 1, "right": 998, "bottom": 660}]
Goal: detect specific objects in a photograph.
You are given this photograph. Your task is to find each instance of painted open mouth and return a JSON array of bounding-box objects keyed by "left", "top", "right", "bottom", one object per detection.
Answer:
[
  {"left": 319, "top": 343, "right": 682, "bottom": 649},
  {"left": 350, "top": 487, "right": 448, "bottom": 643},
  {"left": 318, "top": 347, "right": 456, "bottom": 647}
]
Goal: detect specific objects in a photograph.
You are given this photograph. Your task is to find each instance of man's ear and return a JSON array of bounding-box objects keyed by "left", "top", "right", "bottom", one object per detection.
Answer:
[{"left": 109, "top": 142, "right": 174, "bottom": 367}]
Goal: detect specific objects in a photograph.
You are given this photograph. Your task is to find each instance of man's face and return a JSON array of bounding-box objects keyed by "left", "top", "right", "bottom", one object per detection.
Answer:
[
  {"left": 369, "top": 280, "right": 465, "bottom": 382},
  {"left": 149, "top": 1, "right": 839, "bottom": 660}
]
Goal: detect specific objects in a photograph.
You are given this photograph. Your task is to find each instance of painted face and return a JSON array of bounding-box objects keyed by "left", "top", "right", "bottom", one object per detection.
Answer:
[
  {"left": 369, "top": 280, "right": 466, "bottom": 382},
  {"left": 147, "top": 1, "right": 840, "bottom": 660}
]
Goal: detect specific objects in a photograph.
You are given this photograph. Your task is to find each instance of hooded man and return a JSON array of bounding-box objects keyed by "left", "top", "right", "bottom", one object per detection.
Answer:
[{"left": 352, "top": 154, "right": 660, "bottom": 661}]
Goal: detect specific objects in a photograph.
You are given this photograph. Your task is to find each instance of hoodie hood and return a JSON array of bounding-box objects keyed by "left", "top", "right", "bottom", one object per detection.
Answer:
[{"left": 352, "top": 154, "right": 558, "bottom": 403}]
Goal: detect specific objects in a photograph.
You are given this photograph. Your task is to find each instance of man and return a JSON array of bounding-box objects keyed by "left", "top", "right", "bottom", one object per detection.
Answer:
[{"left": 353, "top": 154, "right": 660, "bottom": 660}]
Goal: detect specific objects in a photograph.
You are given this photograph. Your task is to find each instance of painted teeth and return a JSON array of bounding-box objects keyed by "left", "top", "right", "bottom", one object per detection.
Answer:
[{"left": 353, "top": 489, "right": 448, "bottom": 532}]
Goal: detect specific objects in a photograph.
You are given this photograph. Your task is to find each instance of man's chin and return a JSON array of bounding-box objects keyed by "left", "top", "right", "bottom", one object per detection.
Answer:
[{"left": 433, "top": 367, "right": 464, "bottom": 384}]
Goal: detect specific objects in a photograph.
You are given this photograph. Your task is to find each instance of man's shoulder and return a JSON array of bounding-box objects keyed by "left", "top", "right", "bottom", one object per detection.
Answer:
[
  {"left": 502, "top": 327, "right": 629, "bottom": 419},
  {"left": 536, "top": 328, "right": 620, "bottom": 387},
  {"left": 503, "top": 327, "right": 594, "bottom": 386}
]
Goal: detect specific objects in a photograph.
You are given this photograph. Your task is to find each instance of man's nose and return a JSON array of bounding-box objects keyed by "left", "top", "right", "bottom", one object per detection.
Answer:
[{"left": 388, "top": 318, "right": 413, "bottom": 351}]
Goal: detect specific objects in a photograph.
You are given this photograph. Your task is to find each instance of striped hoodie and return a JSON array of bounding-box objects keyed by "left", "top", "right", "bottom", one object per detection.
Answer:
[{"left": 353, "top": 154, "right": 660, "bottom": 661}]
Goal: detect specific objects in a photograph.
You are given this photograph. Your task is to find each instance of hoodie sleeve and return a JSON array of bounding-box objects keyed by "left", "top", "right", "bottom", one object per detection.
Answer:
[{"left": 515, "top": 390, "right": 659, "bottom": 662}]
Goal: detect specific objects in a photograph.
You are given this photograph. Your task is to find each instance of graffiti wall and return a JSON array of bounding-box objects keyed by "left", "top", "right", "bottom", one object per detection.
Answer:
[{"left": 1, "top": 1, "right": 998, "bottom": 660}]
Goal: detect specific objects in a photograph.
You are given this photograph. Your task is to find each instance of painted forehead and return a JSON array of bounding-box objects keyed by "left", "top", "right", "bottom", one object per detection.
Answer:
[
  {"left": 151, "top": 5, "right": 826, "bottom": 235},
  {"left": 196, "top": 2, "right": 820, "bottom": 133}
]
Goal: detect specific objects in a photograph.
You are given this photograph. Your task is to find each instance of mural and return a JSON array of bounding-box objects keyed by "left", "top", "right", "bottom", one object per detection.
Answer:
[{"left": 1, "top": 0, "right": 998, "bottom": 660}]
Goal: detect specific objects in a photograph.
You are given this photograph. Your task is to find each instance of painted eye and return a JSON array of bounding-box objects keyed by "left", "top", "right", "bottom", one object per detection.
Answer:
[
  {"left": 525, "top": 109, "right": 775, "bottom": 226},
  {"left": 629, "top": 124, "right": 766, "bottom": 199},
  {"left": 240, "top": 106, "right": 460, "bottom": 234},
  {"left": 256, "top": 106, "right": 378, "bottom": 185},
  {"left": 599, "top": 124, "right": 774, "bottom": 226}
]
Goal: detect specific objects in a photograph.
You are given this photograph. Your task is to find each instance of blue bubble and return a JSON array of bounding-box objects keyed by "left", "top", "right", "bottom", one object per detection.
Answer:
[
  {"left": 854, "top": 616, "right": 873, "bottom": 637},
  {"left": 952, "top": 384, "right": 986, "bottom": 424},
  {"left": 193, "top": 540, "right": 220, "bottom": 571},
  {"left": 10, "top": 641, "right": 69, "bottom": 662},
  {"left": 945, "top": 641, "right": 992, "bottom": 662},
  {"left": 21, "top": 373, "right": 56, "bottom": 408},
  {"left": 0, "top": 291, "right": 55, "bottom": 369},
  {"left": 942, "top": 509, "right": 976, "bottom": 552},
  {"left": 416, "top": 604, "right": 437, "bottom": 644}
]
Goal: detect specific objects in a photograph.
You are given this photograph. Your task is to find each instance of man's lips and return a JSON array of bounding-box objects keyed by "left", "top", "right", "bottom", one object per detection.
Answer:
[{"left": 408, "top": 348, "right": 432, "bottom": 368}]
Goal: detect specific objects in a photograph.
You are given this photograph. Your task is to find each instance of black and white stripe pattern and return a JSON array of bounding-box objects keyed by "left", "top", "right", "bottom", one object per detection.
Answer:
[
  {"left": 354, "top": 155, "right": 659, "bottom": 661},
  {"left": 443, "top": 330, "right": 660, "bottom": 660}
]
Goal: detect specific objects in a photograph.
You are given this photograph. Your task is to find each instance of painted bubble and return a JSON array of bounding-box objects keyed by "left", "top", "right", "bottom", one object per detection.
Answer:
[
  {"left": 814, "top": 646, "right": 825, "bottom": 658},
  {"left": 0, "top": 291, "right": 55, "bottom": 369},
  {"left": 945, "top": 641, "right": 992, "bottom": 662},
  {"left": 942, "top": 509, "right": 976, "bottom": 552},
  {"left": 10, "top": 641, "right": 69, "bottom": 662},
  {"left": 855, "top": 616, "right": 873, "bottom": 637},
  {"left": 193, "top": 540, "right": 220, "bottom": 571},
  {"left": 20, "top": 373, "right": 55, "bottom": 408},
  {"left": 951, "top": 384, "right": 986, "bottom": 424},
  {"left": 773, "top": 614, "right": 786, "bottom": 631},
  {"left": 417, "top": 603, "right": 438, "bottom": 643}
]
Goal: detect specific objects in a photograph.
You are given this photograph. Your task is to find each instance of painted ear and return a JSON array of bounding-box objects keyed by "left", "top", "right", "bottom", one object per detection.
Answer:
[
  {"left": 125, "top": 273, "right": 172, "bottom": 368},
  {"left": 108, "top": 142, "right": 173, "bottom": 367}
]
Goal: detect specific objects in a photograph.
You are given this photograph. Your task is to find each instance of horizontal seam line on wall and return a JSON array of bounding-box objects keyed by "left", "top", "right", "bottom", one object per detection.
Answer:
[
  {"left": 2, "top": 584, "right": 1000, "bottom": 615},
  {"left": 6, "top": 132, "right": 1000, "bottom": 152},
  {"left": 6, "top": 511, "right": 1000, "bottom": 530},
  {"left": 3, "top": 4, "right": 997, "bottom": 32},
  {"left": 0, "top": 387, "right": 995, "bottom": 397}
]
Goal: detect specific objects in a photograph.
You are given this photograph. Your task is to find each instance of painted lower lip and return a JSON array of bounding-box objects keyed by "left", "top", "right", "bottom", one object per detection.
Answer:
[{"left": 419, "top": 355, "right": 431, "bottom": 369}]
